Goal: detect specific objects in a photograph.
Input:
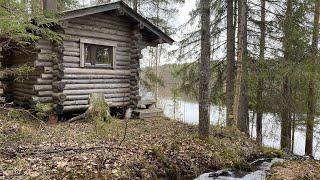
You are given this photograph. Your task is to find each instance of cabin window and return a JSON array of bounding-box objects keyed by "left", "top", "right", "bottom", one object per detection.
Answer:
[{"left": 80, "top": 38, "right": 117, "bottom": 68}]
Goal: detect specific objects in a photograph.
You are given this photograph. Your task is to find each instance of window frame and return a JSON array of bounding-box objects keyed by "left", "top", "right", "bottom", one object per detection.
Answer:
[{"left": 80, "top": 38, "right": 117, "bottom": 69}]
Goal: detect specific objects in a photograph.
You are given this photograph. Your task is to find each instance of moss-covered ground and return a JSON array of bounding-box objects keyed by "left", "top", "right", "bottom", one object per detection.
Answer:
[{"left": 0, "top": 108, "right": 284, "bottom": 179}]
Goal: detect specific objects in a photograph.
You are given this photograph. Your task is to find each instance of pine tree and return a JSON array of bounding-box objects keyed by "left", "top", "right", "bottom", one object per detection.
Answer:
[
  {"left": 233, "top": 0, "right": 248, "bottom": 134},
  {"left": 226, "top": 0, "right": 235, "bottom": 127},
  {"left": 305, "top": 0, "right": 320, "bottom": 156},
  {"left": 256, "top": 0, "right": 266, "bottom": 145},
  {"left": 280, "top": 0, "right": 293, "bottom": 151},
  {"left": 199, "top": 0, "right": 211, "bottom": 140}
]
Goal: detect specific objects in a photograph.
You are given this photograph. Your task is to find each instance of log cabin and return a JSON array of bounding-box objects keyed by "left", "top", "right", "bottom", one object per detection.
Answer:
[{"left": 0, "top": 1, "right": 173, "bottom": 116}]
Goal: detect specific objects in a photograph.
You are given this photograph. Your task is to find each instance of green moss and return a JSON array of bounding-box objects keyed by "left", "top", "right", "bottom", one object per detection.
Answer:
[
  {"left": 233, "top": 158, "right": 252, "bottom": 172},
  {"left": 259, "top": 147, "right": 286, "bottom": 158},
  {"left": 35, "top": 103, "right": 52, "bottom": 119}
]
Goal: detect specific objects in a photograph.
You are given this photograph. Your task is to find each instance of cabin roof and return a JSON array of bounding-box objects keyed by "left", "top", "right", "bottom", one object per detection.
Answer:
[{"left": 61, "top": 1, "right": 174, "bottom": 45}]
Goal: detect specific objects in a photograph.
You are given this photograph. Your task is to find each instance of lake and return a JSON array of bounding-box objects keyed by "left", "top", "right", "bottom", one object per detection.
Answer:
[{"left": 154, "top": 96, "right": 320, "bottom": 159}]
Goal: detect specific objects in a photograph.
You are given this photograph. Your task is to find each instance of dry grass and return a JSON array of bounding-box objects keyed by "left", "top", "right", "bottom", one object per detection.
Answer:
[{"left": 267, "top": 160, "right": 320, "bottom": 180}]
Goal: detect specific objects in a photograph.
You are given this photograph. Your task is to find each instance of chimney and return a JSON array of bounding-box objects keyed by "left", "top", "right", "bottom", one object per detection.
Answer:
[{"left": 42, "top": 0, "right": 57, "bottom": 12}]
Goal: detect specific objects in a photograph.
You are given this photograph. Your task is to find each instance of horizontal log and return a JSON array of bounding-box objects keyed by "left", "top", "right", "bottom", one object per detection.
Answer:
[
  {"left": 22, "top": 79, "right": 52, "bottom": 85},
  {"left": 62, "top": 74, "right": 129, "bottom": 79},
  {"left": 38, "top": 91, "right": 53, "bottom": 97},
  {"left": 61, "top": 63, "right": 79, "bottom": 68},
  {"left": 63, "top": 56, "right": 80, "bottom": 63},
  {"left": 64, "top": 68, "right": 131, "bottom": 75},
  {"left": 64, "top": 28, "right": 132, "bottom": 43},
  {"left": 41, "top": 74, "right": 53, "bottom": 79},
  {"left": 34, "top": 85, "right": 52, "bottom": 91},
  {"left": 63, "top": 97, "right": 130, "bottom": 106},
  {"left": 64, "top": 47, "right": 80, "bottom": 53},
  {"left": 63, "top": 41, "right": 80, "bottom": 48},
  {"left": 64, "top": 43, "right": 131, "bottom": 53},
  {"left": 92, "top": 13, "right": 132, "bottom": 25},
  {"left": 67, "top": 23, "right": 131, "bottom": 39},
  {"left": 32, "top": 96, "right": 52, "bottom": 103},
  {"left": 37, "top": 53, "right": 56, "bottom": 61},
  {"left": 116, "top": 61, "right": 131, "bottom": 66},
  {"left": 116, "top": 67, "right": 131, "bottom": 70},
  {"left": 61, "top": 102, "right": 130, "bottom": 112},
  {"left": 64, "top": 83, "right": 129, "bottom": 90},
  {"left": 63, "top": 51, "right": 80, "bottom": 57},
  {"left": 64, "top": 93, "right": 131, "bottom": 101},
  {"left": 61, "top": 79, "right": 129, "bottom": 84},
  {"left": 34, "top": 60, "right": 52, "bottom": 67},
  {"left": 70, "top": 17, "right": 131, "bottom": 32},
  {"left": 63, "top": 88, "right": 130, "bottom": 95}
]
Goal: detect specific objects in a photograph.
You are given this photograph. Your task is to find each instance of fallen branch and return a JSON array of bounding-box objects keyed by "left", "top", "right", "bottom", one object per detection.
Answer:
[
  {"left": 1, "top": 145, "right": 125, "bottom": 157},
  {"left": 119, "top": 108, "right": 132, "bottom": 146}
]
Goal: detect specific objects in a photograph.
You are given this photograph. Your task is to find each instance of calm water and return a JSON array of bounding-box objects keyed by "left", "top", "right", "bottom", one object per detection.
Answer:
[{"left": 156, "top": 97, "right": 320, "bottom": 159}]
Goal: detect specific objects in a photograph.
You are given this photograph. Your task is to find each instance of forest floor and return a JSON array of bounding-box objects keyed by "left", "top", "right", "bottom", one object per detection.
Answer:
[
  {"left": 0, "top": 107, "right": 291, "bottom": 179},
  {"left": 267, "top": 159, "right": 320, "bottom": 179}
]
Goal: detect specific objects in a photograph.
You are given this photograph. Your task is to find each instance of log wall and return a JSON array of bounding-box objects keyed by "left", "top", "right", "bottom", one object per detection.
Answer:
[
  {"left": 55, "top": 13, "right": 141, "bottom": 113},
  {"left": 4, "top": 12, "right": 146, "bottom": 114},
  {"left": 3, "top": 39, "right": 54, "bottom": 106}
]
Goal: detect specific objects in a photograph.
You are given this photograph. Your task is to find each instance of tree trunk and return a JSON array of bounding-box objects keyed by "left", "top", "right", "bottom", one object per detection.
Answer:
[
  {"left": 233, "top": 0, "right": 248, "bottom": 134},
  {"left": 238, "top": 0, "right": 249, "bottom": 134},
  {"left": 226, "top": 0, "right": 236, "bottom": 126},
  {"left": 42, "top": 0, "right": 57, "bottom": 12},
  {"left": 256, "top": 0, "right": 266, "bottom": 145},
  {"left": 68, "top": 93, "right": 111, "bottom": 123},
  {"left": 198, "top": 0, "right": 211, "bottom": 140},
  {"left": 305, "top": 0, "right": 320, "bottom": 156},
  {"left": 281, "top": 0, "right": 293, "bottom": 152}
]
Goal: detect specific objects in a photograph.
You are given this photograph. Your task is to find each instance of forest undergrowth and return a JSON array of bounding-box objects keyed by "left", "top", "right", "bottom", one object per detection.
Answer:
[{"left": 0, "top": 107, "right": 283, "bottom": 179}]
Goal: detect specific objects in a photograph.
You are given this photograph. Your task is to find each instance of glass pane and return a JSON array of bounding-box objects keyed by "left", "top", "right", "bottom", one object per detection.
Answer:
[
  {"left": 83, "top": 44, "right": 113, "bottom": 66},
  {"left": 96, "top": 45, "right": 112, "bottom": 64},
  {"left": 84, "top": 44, "right": 90, "bottom": 63}
]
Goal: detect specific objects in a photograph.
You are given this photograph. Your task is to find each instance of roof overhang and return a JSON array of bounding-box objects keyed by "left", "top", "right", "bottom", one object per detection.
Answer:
[{"left": 60, "top": 1, "right": 174, "bottom": 45}]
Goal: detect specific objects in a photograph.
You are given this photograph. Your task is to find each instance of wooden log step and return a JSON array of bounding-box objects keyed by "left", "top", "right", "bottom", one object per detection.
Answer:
[{"left": 132, "top": 108, "right": 164, "bottom": 120}]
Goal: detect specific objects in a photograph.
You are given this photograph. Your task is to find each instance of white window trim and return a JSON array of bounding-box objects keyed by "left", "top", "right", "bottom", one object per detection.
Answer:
[{"left": 80, "top": 38, "right": 117, "bottom": 68}]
